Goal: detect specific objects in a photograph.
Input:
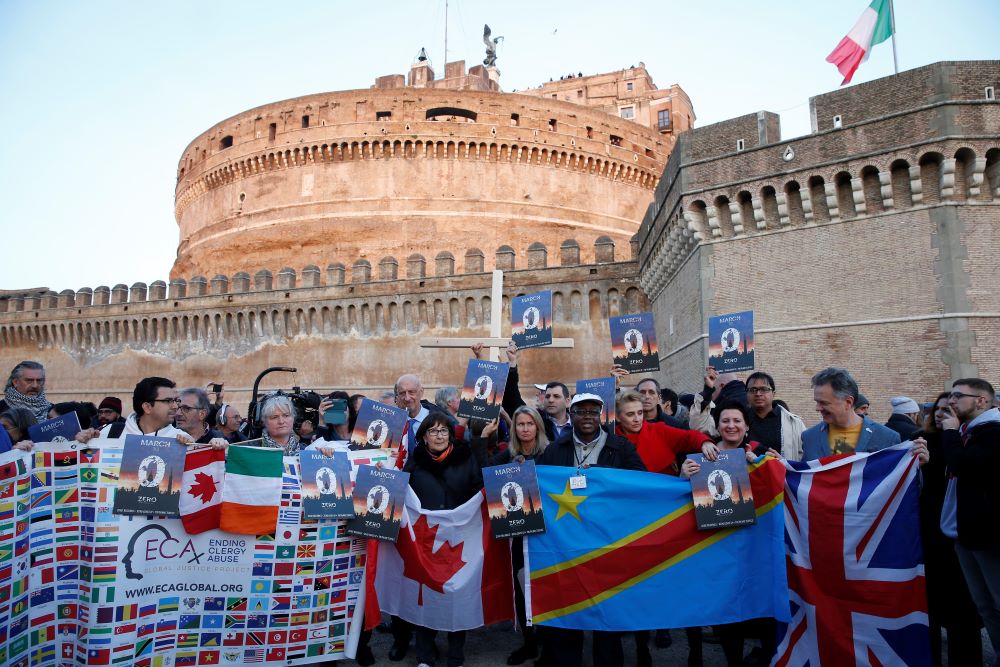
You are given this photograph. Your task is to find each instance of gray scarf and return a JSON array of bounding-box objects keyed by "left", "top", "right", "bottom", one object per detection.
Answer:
[
  {"left": 3, "top": 385, "right": 50, "bottom": 423},
  {"left": 263, "top": 431, "right": 301, "bottom": 456}
]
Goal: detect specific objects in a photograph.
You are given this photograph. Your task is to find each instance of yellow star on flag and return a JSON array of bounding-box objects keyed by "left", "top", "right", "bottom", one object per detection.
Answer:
[{"left": 547, "top": 480, "right": 588, "bottom": 521}]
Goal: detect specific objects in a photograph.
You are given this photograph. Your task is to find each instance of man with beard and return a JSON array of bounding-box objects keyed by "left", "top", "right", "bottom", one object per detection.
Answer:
[
  {"left": 0, "top": 361, "right": 50, "bottom": 422},
  {"left": 940, "top": 377, "right": 1000, "bottom": 660}
]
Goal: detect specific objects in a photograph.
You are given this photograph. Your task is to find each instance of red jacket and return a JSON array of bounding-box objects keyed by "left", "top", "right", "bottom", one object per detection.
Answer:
[{"left": 615, "top": 421, "right": 710, "bottom": 475}]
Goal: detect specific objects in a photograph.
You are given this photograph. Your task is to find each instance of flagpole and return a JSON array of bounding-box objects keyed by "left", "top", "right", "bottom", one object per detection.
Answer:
[{"left": 888, "top": 0, "right": 899, "bottom": 74}]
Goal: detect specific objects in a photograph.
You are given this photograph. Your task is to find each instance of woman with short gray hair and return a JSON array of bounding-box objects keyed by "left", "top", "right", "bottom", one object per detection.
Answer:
[{"left": 259, "top": 394, "right": 301, "bottom": 456}]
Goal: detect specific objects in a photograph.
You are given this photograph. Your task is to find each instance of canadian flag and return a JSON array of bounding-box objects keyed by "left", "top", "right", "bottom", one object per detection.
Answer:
[
  {"left": 179, "top": 447, "right": 226, "bottom": 534},
  {"left": 367, "top": 488, "right": 513, "bottom": 631}
]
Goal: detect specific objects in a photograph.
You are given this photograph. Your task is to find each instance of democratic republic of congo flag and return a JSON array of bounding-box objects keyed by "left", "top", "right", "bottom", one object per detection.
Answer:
[{"left": 525, "top": 457, "right": 788, "bottom": 630}]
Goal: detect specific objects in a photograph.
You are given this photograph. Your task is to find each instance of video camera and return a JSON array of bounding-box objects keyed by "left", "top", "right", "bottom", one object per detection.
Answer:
[{"left": 245, "top": 367, "right": 322, "bottom": 439}]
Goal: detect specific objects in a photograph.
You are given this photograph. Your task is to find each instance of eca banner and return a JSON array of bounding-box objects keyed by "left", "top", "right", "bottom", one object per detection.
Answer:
[{"left": 0, "top": 442, "right": 384, "bottom": 667}]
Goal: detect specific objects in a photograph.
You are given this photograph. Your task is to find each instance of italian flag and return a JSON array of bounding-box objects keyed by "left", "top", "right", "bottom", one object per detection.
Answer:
[
  {"left": 219, "top": 445, "right": 283, "bottom": 535},
  {"left": 179, "top": 447, "right": 226, "bottom": 534},
  {"left": 826, "top": 0, "right": 894, "bottom": 85}
]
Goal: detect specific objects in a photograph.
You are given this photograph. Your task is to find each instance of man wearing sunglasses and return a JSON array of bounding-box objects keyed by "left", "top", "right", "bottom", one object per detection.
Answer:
[
  {"left": 940, "top": 377, "right": 1000, "bottom": 659},
  {"left": 535, "top": 392, "right": 645, "bottom": 667}
]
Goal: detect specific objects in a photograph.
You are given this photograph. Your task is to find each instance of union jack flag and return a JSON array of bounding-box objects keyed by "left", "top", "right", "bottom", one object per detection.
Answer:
[{"left": 774, "top": 444, "right": 930, "bottom": 666}]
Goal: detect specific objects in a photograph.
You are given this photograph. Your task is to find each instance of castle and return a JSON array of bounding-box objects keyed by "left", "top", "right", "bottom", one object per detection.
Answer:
[
  {"left": 640, "top": 61, "right": 1000, "bottom": 412},
  {"left": 171, "top": 57, "right": 692, "bottom": 280},
  {"left": 1, "top": 59, "right": 997, "bottom": 421}
]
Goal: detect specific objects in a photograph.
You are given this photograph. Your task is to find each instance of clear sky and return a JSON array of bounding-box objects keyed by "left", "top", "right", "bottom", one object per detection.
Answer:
[{"left": 1, "top": 0, "right": 996, "bottom": 292}]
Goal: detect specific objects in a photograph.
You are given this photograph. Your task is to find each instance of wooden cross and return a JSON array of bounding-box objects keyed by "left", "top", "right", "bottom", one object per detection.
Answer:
[{"left": 419, "top": 270, "right": 574, "bottom": 361}]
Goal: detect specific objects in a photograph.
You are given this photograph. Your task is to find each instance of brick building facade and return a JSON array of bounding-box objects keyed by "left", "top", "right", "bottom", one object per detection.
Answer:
[{"left": 638, "top": 61, "right": 1000, "bottom": 420}]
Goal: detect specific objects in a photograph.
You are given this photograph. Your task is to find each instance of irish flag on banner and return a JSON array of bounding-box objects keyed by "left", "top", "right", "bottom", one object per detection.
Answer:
[
  {"left": 826, "top": 0, "right": 894, "bottom": 85},
  {"left": 179, "top": 447, "right": 226, "bottom": 534},
  {"left": 219, "top": 445, "right": 282, "bottom": 535}
]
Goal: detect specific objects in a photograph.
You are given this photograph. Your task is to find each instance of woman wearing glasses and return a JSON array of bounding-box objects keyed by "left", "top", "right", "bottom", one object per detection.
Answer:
[{"left": 403, "top": 411, "right": 485, "bottom": 667}]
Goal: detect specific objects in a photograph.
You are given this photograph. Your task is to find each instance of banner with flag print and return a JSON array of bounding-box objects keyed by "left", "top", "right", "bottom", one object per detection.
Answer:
[
  {"left": 773, "top": 444, "right": 930, "bottom": 666},
  {"left": 525, "top": 459, "right": 788, "bottom": 630},
  {"left": 0, "top": 442, "right": 388, "bottom": 667}
]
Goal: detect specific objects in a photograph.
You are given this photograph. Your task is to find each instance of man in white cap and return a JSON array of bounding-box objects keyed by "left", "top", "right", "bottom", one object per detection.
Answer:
[
  {"left": 885, "top": 395, "right": 921, "bottom": 440},
  {"left": 535, "top": 391, "right": 645, "bottom": 667}
]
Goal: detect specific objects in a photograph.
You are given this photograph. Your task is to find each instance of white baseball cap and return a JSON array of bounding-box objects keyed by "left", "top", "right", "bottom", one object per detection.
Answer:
[{"left": 570, "top": 393, "right": 604, "bottom": 408}]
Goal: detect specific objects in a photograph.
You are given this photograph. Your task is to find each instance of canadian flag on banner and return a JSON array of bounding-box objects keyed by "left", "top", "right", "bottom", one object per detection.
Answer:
[
  {"left": 366, "top": 489, "right": 513, "bottom": 631},
  {"left": 179, "top": 447, "right": 226, "bottom": 534}
]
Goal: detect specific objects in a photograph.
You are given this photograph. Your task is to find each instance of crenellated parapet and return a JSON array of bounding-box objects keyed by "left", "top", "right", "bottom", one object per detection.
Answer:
[
  {"left": 0, "top": 237, "right": 643, "bottom": 363},
  {"left": 637, "top": 61, "right": 1000, "bottom": 299},
  {"left": 171, "top": 79, "right": 675, "bottom": 282},
  {"left": 635, "top": 61, "right": 1000, "bottom": 414}
]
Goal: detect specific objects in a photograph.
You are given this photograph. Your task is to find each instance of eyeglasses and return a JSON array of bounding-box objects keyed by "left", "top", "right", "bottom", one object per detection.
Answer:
[
  {"left": 152, "top": 398, "right": 182, "bottom": 405},
  {"left": 948, "top": 391, "right": 981, "bottom": 401},
  {"left": 571, "top": 409, "right": 602, "bottom": 417},
  {"left": 176, "top": 405, "right": 201, "bottom": 413},
  {"left": 747, "top": 387, "right": 773, "bottom": 395},
  {"left": 425, "top": 428, "right": 450, "bottom": 437}
]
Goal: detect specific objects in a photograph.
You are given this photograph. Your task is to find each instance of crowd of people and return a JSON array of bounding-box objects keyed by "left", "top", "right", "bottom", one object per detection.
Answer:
[{"left": 1, "top": 350, "right": 997, "bottom": 667}]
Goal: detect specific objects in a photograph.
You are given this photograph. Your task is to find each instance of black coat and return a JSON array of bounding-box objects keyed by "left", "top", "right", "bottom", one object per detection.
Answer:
[
  {"left": 403, "top": 440, "right": 484, "bottom": 511},
  {"left": 942, "top": 417, "right": 1000, "bottom": 550},
  {"left": 501, "top": 366, "right": 563, "bottom": 442},
  {"left": 916, "top": 430, "right": 982, "bottom": 627},
  {"left": 535, "top": 429, "right": 647, "bottom": 472},
  {"left": 884, "top": 413, "right": 920, "bottom": 441}
]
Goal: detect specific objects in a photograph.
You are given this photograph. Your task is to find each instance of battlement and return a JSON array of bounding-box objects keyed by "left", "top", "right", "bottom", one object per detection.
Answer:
[
  {"left": 637, "top": 61, "right": 1000, "bottom": 296},
  {"left": 0, "top": 237, "right": 643, "bottom": 368}
]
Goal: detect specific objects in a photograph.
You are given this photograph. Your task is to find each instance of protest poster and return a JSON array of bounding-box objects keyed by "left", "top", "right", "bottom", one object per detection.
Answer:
[
  {"left": 575, "top": 377, "right": 617, "bottom": 424},
  {"left": 689, "top": 450, "right": 756, "bottom": 530},
  {"left": 511, "top": 291, "right": 553, "bottom": 349},
  {"left": 609, "top": 312, "right": 660, "bottom": 373},
  {"left": 708, "top": 310, "right": 755, "bottom": 373},
  {"left": 300, "top": 450, "right": 354, "bottom": 519},
  {"left": 28, "top": 411, "right": 82, "bottom": 443},
  {"left": 483, "top": 460, "right": 546, "bottom": 539},
  {"left": 350, "top": 399, "right": 407, "bottom": 450},
  {"left": 113, "top": 435, "right": 186, "bottom": 516},
  {"left": 457, "top": 359, "right": 510, "bottom": 422},
  {"left": 346, "top": 465, "right": 408, "bottom": 541}
]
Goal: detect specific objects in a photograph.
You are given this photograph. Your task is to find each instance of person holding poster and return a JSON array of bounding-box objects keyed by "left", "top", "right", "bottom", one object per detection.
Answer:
[
  {"left": 402, "top": 412, "right": 485, "bottom": 667},
  {"left": 684, "top": 401, "right": 775, "bottom": 666},
  {"left": 487, "top": 405, "right": 550, "bottom": 665},
  {"left": 79, "top": 376, "right": 193, "bottom": 442},
  {"left": 615, "top": 391, "right": 713, "bottom": 475}
]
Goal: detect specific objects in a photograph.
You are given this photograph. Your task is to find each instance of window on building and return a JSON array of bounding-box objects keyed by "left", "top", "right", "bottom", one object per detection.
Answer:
[
  {"left": 301, "top": 115, "right": 310, "bottom": 129},
  {"left": 736, "top": 139, "right": 745, "bottom": 152},
  {"left": 626, "top": 82, "right": 634, "bottom": 92},
  {"left": 657, "top": 110, "right": 671, "bottom": 131},
  {"left": 620, "top": 106, "right": 634, "bottom": 120},
  {"left": 986, "top": 86, "right": 996, "bottom": 100},
  {"left": 425, "top": 107, "right": 477, "bottom": 122},
  {"left": 510, "top": 113, "right": 520, "bottom": 126},
  {"left": 610, "top": 135, "right": 622, "bottom": 147},
  {"left": 219, "top": 135, "right": 233, "bottom": 150},
  {"left": 268, "top": 123, "right": 277, "bottom": 141},
  {"left": 549, "top": 118, "right": 557, "bottom": 131},
  {"left": 376, "top": 111, "right": 392, "bottom": 120},
  {"left": 586, "top": 126, "right": 593, "bottom": 139},
  {"left": 551, "top": 94, "right": 557, "bottom": 99},
  {"left": 577, "top": 89, "right": 583, "bottom": 98}
]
